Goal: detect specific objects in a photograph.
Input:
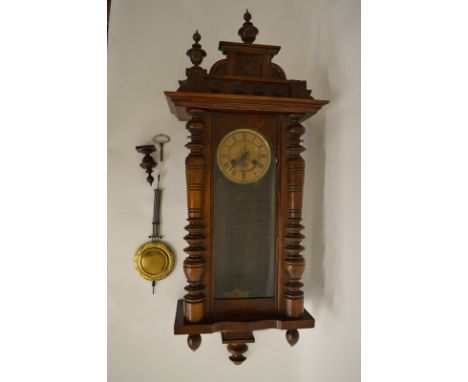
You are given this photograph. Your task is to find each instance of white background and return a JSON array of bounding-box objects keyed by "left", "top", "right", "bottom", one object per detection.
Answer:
[{"left": 1, "top": 1, "right": 467, "bottom": 382}]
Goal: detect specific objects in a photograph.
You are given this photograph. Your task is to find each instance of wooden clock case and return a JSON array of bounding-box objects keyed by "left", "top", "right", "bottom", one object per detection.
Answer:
[{"left": 165, "top": 12, "right": 329, "bottom": 365}]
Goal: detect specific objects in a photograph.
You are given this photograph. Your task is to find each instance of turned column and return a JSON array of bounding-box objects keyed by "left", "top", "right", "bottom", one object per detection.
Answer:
[
  {"left": 283, "top": 114, "right": 306, "bottom": 319},
  {"left": 183, "top": 108, "right": 207, "bottom": 324}
]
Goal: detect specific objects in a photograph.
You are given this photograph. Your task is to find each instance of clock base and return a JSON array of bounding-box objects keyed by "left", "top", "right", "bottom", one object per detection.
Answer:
[{"left": 174, "top": 299, "right": 314, "bottom": 362}]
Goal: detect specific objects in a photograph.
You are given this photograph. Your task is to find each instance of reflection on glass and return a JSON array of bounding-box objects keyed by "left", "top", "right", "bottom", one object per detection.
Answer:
[{"left": 213, "top": 149, "right": 276, "bottom": 299}]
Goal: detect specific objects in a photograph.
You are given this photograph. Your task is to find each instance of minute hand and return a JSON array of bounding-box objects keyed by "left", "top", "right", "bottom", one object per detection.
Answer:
[
  {"left": 239, "top": 150, "right": 249, "bottom": 163},
  {"left": 231, "top": 151, "right": 248, "bottom": 167}
]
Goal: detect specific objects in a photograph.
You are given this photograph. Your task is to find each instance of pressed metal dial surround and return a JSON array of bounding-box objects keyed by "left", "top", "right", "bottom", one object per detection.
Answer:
[{"left": 216, "top": 128, "right": 271, "bottom": 184}]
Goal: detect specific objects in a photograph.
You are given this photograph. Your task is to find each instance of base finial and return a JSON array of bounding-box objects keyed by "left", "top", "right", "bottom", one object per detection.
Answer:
[
  {"left": 187, "top": 334, "right": 202, "bottom": 351},
  {"left": 227, "top": 343, "right": 248, "bottom": 365},
  {"left": 286, "top": 329, "right": 300, "bottom": 346}
]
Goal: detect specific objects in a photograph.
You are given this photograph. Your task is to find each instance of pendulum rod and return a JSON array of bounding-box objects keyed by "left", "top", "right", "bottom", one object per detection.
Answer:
[
  {"left": 150, "top": 175, "right": 162, "bottom": 241},
  {"left": 150, "top": 174, "right": 162, "bottom": 294}
]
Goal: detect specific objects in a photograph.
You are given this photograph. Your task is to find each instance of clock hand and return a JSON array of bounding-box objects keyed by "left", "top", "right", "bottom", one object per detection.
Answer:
[
  {"left": 229, "top": 146, "right": 250, "bottom": 169},
  {"left": 239, "top": 146, "right": 249, "bottom": 163}
]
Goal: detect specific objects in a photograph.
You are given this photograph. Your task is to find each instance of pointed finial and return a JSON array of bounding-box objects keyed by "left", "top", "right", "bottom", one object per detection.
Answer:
[
  {"left": 186, "top": 29, "right": 206, "bottom": 66},
  {"left": 193, "top": 30, "right": 201, "bottom": 43},
  {"left": 238, "top": 9, "right": 258, "bottom": 43}
]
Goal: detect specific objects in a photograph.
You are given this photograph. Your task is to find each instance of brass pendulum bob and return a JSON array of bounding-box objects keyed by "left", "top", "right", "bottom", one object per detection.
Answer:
[{"left": 133, "top": 175, "right": 175, "bottom": 293}]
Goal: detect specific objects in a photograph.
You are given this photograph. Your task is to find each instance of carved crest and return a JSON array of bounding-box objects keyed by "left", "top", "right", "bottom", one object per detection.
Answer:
[{"left": 177, "top": 11, "right": 312, "bottom": 99}]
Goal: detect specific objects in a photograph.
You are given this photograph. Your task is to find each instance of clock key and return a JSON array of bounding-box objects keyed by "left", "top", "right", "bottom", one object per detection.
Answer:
[{"left": 153, "top": 133, "right": 171, "bottom": 161}]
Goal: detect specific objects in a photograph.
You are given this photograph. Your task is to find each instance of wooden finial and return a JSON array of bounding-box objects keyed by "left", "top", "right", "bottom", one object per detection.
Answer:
[
  {"left": 187, "top": 334, "right": 202, "bottom": 351},
  {"left": 286, "top": 329, "right": 300, "bottom": 346},
  {"left": 186, "top": 30, "right": 206, "bottom": 66},
  {"left": 135, "top": 145, "right": 157, "bottom": 186},
  {"left": 193, "top": 30, "right": 201, "bottom": 43},
  {"left": 238, "top": 9, "right": 258, "bottom": 43}
]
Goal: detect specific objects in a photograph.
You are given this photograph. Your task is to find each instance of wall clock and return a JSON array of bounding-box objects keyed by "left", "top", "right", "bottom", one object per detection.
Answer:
[{"left": 165, "top": 11, "right": 329, "bottom": 364}]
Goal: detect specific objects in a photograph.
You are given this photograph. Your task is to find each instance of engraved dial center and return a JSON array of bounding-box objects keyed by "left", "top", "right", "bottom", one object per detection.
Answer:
[
  {"left": 228, "top": 141, "right": 258, "bottom": 171},
  {"left": 217, "top": 128, "right": 271, "bottom": 184}
]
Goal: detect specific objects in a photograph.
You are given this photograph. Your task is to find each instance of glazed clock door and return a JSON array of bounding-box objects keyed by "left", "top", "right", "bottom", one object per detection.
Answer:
[{"left": 213, "top": 113, "right": 278, "bottom": 309}]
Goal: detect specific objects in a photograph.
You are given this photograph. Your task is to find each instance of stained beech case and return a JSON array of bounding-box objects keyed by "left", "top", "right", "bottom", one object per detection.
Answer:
[{"left": 164, "top": 11, "right": 329, "bottom": 364}]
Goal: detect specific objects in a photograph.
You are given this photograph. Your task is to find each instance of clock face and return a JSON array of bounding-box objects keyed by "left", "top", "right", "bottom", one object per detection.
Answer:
[{"left": 216, "top": 128, "right": 271, "bottom": 184}]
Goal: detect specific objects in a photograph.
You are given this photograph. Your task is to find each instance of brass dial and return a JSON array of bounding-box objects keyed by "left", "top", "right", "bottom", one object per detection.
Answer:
[{"left": 217, "top": 128, "right": 271, "bottom": 184}]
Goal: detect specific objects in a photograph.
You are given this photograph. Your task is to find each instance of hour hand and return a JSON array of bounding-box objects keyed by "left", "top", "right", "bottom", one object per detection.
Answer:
[{"left": 238, "top": 150, "right": 249, "bottom": 165}]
